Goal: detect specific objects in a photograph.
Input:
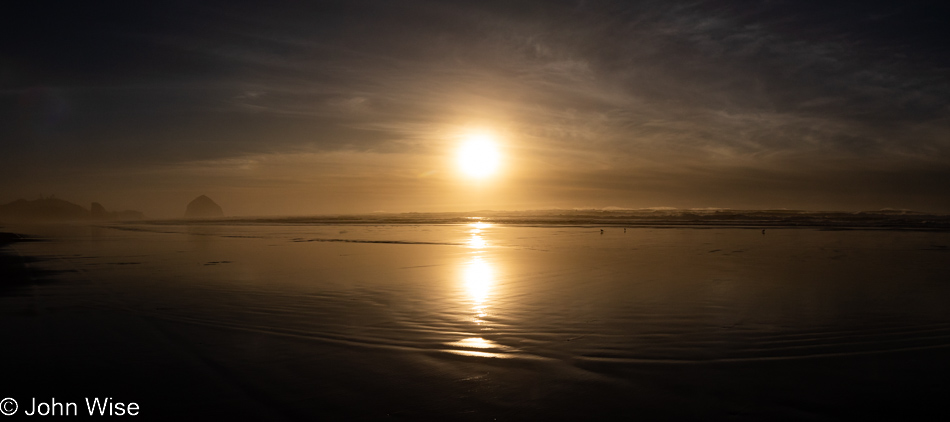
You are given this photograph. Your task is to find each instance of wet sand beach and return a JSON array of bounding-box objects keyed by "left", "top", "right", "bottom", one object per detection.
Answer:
[{"left": 2, "top": 222, "right": 950, "bottom": 420}]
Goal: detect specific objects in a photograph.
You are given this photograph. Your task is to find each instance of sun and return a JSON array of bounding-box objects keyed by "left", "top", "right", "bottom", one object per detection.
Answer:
[{"left": 457, "top": 132, "right": 501, "bottom": 179}]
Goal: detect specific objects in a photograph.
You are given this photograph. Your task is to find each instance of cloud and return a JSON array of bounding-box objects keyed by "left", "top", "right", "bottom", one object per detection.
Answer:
[{"left": 2, "top": 0, "right": 949, "bottom": 213}]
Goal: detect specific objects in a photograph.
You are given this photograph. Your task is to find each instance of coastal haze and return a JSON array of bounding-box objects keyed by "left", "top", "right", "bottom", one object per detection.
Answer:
[{"left": 3, "top": 1, "right": 950, "bottom": 421}]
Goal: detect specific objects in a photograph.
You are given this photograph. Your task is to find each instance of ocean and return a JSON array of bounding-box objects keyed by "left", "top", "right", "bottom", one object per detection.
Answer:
[{"left": 2, "top": 214, "right": 950, "bottom": 420}]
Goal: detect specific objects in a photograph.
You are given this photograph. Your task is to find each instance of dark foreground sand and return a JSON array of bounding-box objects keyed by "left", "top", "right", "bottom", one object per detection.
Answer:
[{"left": 2, "top": 224, "right": 950, "bottom": 420}]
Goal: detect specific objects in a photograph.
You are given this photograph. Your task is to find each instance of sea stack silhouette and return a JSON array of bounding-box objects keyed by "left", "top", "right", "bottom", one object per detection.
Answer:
[{"left": 184, "top": 195, "right": 224, "bottom": 218}]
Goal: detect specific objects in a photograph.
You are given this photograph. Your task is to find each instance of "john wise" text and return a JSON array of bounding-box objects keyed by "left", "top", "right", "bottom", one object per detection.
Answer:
[{"left": 22, "top": 397, "right": 139, "bottom": 416}]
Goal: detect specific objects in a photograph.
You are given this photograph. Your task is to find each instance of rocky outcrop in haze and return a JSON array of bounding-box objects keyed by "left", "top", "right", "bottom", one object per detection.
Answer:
[
  {"left": 0, "top": 197, "right": 144, "bottom": 222},
  {"left": 184, "top": 195, "right": 224, "bottom": 218},
  {"left": 0, "top": 197, "right": 89, "bottom": 221},
  {"left": 90, "top": 202, "right": 144, "bottom": 221},
  {"left": 90, "top": 202, "right": 109, "bottom": 219}
]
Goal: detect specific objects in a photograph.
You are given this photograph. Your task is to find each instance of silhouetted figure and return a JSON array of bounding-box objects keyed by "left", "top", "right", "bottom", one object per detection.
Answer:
[
  {"left": 600, "top": 229, "right": 604, "bottom": 234},
  {"left": 624, "top": 228, "right": 626, "bottom": 233},
  {"left": 762, "top": 229, "right": 766, "bottom": 235}
]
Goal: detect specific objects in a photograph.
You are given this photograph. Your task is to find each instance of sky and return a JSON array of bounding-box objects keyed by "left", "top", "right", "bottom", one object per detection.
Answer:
[{"left": 2, "top": 0, "right": 949, "bottom": 217}]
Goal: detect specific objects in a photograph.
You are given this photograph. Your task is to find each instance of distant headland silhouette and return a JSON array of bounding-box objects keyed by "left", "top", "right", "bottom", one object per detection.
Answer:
[{"left": 0, "top": 196, "right": 144, "bottom": 222}]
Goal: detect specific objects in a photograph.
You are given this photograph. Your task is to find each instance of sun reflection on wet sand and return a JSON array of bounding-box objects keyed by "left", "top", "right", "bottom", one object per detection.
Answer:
[
  {"left": 466, "top": 222, "right": 492, "bottom": 249},
  {"left": 444, "top": 337, "right": 514, "bottom": 358},
  {"left": 463, "top": 256, "right": 493, "bottom": 324},
  {"left": 467, "top": 234, "right": 487, "bottom": 249},
  {"left": 448, "top": 337, "right": 495, "bottom": 349},
  {"left": 463, "top": 221, "right": 495, "bottom": 324},
  {"left": 446, "top": 222, "right": 519, "bottom": 358},
  {"left": 469, "top": 221, "right": 490, "bottom": 230}
]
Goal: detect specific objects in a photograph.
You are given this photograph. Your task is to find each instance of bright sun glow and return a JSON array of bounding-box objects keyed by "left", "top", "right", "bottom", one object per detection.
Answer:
[{"left": 457, "top": 133, "right": 500, "bottom": 178}]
